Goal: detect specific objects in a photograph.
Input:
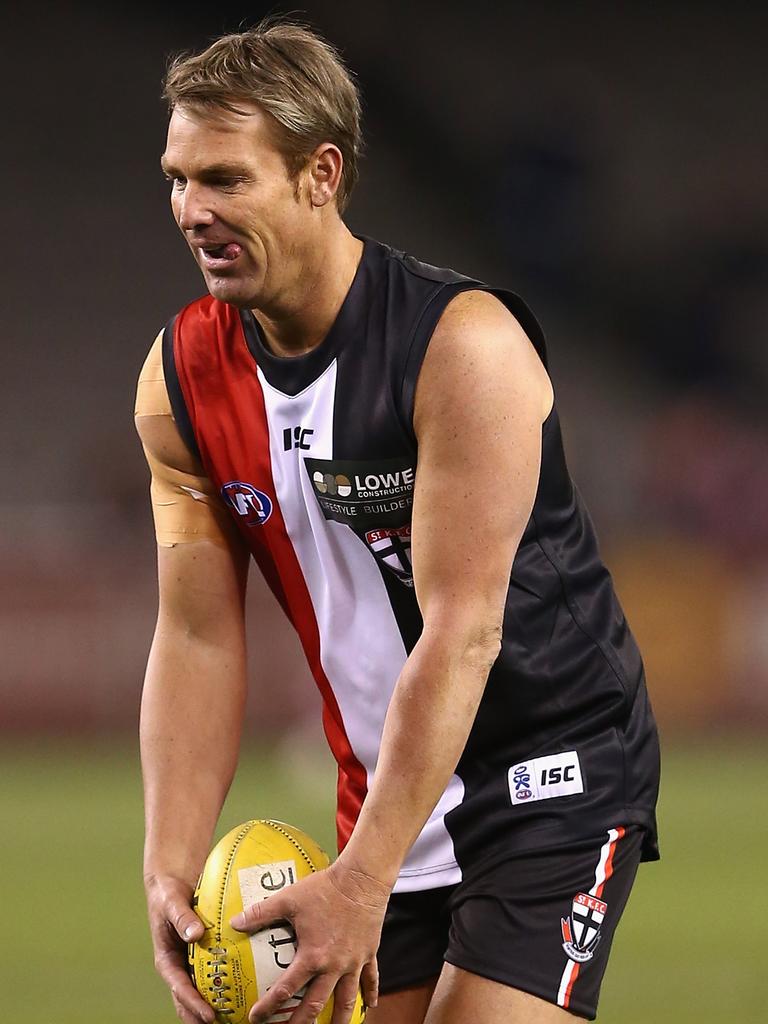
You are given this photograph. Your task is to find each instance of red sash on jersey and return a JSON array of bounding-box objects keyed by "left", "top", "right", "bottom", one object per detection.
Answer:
[{"left": 170, "top": 297, "right": 368, "bottom": 851}]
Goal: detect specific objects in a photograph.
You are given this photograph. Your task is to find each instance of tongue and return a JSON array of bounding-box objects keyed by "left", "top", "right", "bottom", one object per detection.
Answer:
[{"left": 220, "top": 243, "right": 242, "bottom": 260}]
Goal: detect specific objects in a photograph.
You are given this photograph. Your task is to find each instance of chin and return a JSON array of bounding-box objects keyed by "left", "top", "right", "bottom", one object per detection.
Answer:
[{"left": 204, "top": 273, "right": 259, "bottom": 309}]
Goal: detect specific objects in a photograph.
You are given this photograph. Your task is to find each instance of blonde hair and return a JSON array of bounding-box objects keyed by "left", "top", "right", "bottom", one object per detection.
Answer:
[{"left": 163, "top": 19, "right": 362, "bottom": 212}]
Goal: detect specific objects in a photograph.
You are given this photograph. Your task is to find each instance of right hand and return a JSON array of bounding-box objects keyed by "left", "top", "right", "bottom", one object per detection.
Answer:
[{"left": 145, "top": 873, "right": 215, "bottom": 1024}]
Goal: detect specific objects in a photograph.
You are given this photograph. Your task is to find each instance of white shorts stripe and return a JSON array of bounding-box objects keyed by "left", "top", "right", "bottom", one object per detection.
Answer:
[
  {"left": 556, "top": 827, "right": 622, "bottom": 1008},
  {"left": 590, "top": 826, "right": 621, "bottom": 897},
  {"left": 556, "top": 958, "right": 579, "bottom": 1007}
]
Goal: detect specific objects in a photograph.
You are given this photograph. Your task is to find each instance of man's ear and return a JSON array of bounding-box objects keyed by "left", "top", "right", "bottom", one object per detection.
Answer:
[{"left": 306, "top": 143, "right": 344, "bottom": 207}]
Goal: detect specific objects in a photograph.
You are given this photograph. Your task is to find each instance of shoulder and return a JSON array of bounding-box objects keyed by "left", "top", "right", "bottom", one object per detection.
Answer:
[
  {"left": 135, "top": 330, "right": 169, "bottom": 416},
  {"left": 381, "top": 242, "right": 470, "bottom": 288},
  {"left": 433, "top": 288, "right": 514, "bottom": 334},
  {"left": 416, "top": 290, "right": 554, "bottom": 429},
  {"left": 135, "top": 329, "right": 202, "bottom": 477}
]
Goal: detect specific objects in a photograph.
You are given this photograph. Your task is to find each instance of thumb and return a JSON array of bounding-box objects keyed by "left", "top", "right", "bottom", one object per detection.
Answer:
[
  {"left": 168, "top": 898, "right": 206, "bottom": 942},
  {"left": 231, "top": 891, "right": 293, "bottom": 934}
]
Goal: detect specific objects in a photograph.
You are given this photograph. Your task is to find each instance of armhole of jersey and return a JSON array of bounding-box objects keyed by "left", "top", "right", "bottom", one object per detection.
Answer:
[
  {"left": 399, "top": 283, "right": 551, "bottom": 442},
  {"left": 161, "top": 314, "right": 202, "bottom": 462}
]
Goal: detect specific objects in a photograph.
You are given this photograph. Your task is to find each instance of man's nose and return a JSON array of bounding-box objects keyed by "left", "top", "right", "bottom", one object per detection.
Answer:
[{"left": 176, "top": 183, "right": 215, "bottom": 232}]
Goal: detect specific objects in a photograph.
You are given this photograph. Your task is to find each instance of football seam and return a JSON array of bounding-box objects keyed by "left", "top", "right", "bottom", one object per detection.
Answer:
[
  {"left": 216, "top": 819, "right": 261, "bottom": 939},
  {"left": 259, "top": 820, "right": 319, "bottom": 874},
  {"left": 215, "top": 820, "right": 319, "bottom": 937}
]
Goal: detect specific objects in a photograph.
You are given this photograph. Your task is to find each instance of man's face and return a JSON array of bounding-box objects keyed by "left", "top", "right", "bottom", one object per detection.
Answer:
[{"left": 161, "top": 103, "right": 312, "bottom": 309}]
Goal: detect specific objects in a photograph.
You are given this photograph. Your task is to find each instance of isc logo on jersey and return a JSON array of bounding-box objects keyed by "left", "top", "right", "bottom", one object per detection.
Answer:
[
  {"left": 508, "top": 751, "right": 584, "bottom": 806},
  {"left": 222, "top": 481, "right": 273, "bottom": 526}
]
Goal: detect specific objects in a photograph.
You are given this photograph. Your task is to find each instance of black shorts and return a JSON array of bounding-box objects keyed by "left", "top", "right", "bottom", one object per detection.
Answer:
[{"left": 377, "top": 826, "right": 644, "bottom": 1020}]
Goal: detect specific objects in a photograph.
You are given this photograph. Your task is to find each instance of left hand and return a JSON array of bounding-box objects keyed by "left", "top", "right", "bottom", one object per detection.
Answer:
[{"left": 231, "top": 859, "right": 391, "bottom": 1024}]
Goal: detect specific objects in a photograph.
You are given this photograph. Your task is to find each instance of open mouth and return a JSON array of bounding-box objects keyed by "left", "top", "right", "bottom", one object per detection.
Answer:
[{"left": 200, "top": 242, "right": 243, "bottom": 266}]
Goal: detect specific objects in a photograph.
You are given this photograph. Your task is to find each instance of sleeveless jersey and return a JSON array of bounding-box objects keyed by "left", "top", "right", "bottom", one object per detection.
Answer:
[{"left": 164, "top": 236, "right": 660, "bottom": 892}]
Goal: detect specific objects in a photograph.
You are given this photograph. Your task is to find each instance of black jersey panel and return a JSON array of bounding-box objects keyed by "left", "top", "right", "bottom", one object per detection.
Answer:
[
  {"left": 399, "top": 283, "right": 551, "bottom": 442},
  {"left": 161, "top": 315, "right": 201, "bottom": 461},
  {"left": 327, "top": 268, "right": 425, "bottom": 652},
  {"left": 365, "top": 240, "right": 659, "bottom": 868}
]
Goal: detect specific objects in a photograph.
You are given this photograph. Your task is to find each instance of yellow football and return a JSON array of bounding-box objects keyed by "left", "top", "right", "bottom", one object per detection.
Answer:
[{"left": 188, "top": 819, "right": 366, "bottom": 1024}]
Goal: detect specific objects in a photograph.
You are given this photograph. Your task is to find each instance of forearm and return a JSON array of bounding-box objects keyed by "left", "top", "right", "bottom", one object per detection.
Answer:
[
  {"left": 339, "top": 624, "right": 499, "bottom": 887},
  {"left": 141, "top": 620, "right": 247, "bottom": 886}
]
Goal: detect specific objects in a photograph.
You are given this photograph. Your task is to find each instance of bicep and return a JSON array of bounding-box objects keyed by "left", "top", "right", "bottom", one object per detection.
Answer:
[
  {"left": 155, "top": 538, "right": 248, "bottom": 644},
  {"left": 135, "top": 332, "right": 243, "bottom": 552},
  {"left": 135, "top": 333, "right": 249, "bottom": 636},
  {"left": 411, "top": 292, "right": 548, "bottom": 640},
  {"left": 137, "top": 413, "right": 239, "bottom": 550}
]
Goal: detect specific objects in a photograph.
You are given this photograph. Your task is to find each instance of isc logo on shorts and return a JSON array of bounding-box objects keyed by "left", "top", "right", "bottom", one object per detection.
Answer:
[{"left": 507, "top": 750, "right": 584, "bottom": 806}]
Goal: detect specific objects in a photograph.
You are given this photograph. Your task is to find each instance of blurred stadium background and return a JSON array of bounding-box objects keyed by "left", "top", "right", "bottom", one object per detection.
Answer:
[{"left": 2, "top": 1, "right": 766, "bottom": 1020}]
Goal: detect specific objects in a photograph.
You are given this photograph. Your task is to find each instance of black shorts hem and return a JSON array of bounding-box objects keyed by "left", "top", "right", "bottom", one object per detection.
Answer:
[
  {"left": 378, "top": 969, "right": 441, "bottom": 997},
  {"left": 455, "top": 813, "right": 657, "bottom": 884},
  {"left": 443, "top": 953, "right": 592, "bottom": 1020}
]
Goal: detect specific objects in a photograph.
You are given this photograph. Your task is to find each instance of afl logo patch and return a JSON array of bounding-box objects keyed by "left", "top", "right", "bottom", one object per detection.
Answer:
[{"left": 221, "top": 481, "right": 273, "bottom": 527}]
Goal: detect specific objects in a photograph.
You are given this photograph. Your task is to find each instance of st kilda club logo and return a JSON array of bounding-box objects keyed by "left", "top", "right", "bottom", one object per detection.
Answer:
[
  {"left": 221, "top": 481, "right": 273, "bottom": 526},
  {"left": 561, "top": 892, "right": 608, "bottom": 963},
  {"left": 364, "top": 525, "right": 414, "bottom": 587}
]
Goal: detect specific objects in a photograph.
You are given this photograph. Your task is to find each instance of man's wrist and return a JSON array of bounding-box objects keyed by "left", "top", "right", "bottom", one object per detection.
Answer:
[
  {"left": 143, "top": 849, "right": 204, "bottom": 891},
  {"left": 328, "top": 854, "right": 395, "bottom": 908},
  {"left": 334, "top": 836, "right": 402, "bottom": 894}
]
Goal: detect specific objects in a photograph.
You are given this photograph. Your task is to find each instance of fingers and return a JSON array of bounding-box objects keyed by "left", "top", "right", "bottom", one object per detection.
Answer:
[
  {"left": 247, "top": 967, "right": 366, "bottom": 1024},
  {"left": 155, "top": 947, "right": 215, "bottom": 1023},
  {"left": 331, "top": 973, "right": 363, "bottom": 1024},
  {"left": 173, "top": 991, "right": 213, "bottom": 1024},
  {"left": 247, "top": 961, "right": 314, "bottom": 1023},
  {"left": 153, "top": 937, "right": 215, "bottom": 1024},
  {"left": 360, "top": 959, "right": 379, "bottom": 1010},
  {"left": 256, "top": 974, "right": 335, "bottom": 1024},
  {"left": 147, "top": 881, "right": 213, "bottom": 1024}
]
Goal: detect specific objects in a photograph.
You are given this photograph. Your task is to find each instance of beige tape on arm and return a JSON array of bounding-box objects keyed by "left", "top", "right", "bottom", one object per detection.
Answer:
[
  {"left": 140, "top": 438, "right": 235, "bottom": 548},
  {"left": 135, "top": 332, "right": 234, "bottom": 548},
  {"left": 135, "top": 331, "right": 171, "bottom": 417}
]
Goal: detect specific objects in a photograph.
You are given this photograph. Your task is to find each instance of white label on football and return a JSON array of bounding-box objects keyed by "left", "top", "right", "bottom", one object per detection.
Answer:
[
  {"left": 238, "top": 861, "right": 302, "bottom": 1021},
  {"left": 507, "top": 750, "right": 584, "bottom": 805}
]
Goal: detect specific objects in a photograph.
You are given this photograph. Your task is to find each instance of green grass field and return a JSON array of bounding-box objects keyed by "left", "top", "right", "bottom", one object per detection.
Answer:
[{"left": 4, "top": 737, "right": 765, "bottom": 1023}]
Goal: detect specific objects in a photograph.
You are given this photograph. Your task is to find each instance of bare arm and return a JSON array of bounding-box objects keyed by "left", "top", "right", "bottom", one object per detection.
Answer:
[
  {"left": 136, "top": 336, "right": 250, "bottom": 1024},
  {"left": 140, "top": 521, "right": 249, "bottom": 881},
  {"left": 340, "top": 288, "right": 553, "bottom": 881}
]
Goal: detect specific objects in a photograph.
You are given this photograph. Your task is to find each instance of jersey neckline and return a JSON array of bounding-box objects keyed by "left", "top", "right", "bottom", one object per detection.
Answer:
[{"left": 239, "top": 235, "right": 383, "bottom": 397}]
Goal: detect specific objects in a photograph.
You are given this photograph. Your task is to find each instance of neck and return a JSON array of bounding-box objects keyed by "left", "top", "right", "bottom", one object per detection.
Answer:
[{"left": 252, "top": 223, "right": 364, "bottom": 357}]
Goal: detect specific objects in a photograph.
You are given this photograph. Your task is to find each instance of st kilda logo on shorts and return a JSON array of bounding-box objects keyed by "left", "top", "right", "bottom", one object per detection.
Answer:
[
  {"left": 561, "top": 892, "right": 608, "bottom": 963},
  {"left": 221, "top": 481, "right": 273, "bottom": 526}
]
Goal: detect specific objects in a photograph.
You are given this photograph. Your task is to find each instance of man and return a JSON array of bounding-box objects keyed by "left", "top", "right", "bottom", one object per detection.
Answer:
[{"left": 136, "top": 19, "right": 660, "bottom": 1024}]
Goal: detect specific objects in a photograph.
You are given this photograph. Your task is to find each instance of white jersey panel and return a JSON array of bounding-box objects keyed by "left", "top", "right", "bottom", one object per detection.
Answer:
[
  {"left": 393, "top": 776, "right": 465, "bottom": 893},
  {"left": 257, "top": 363, "right": 464, "bottom": 887}
]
